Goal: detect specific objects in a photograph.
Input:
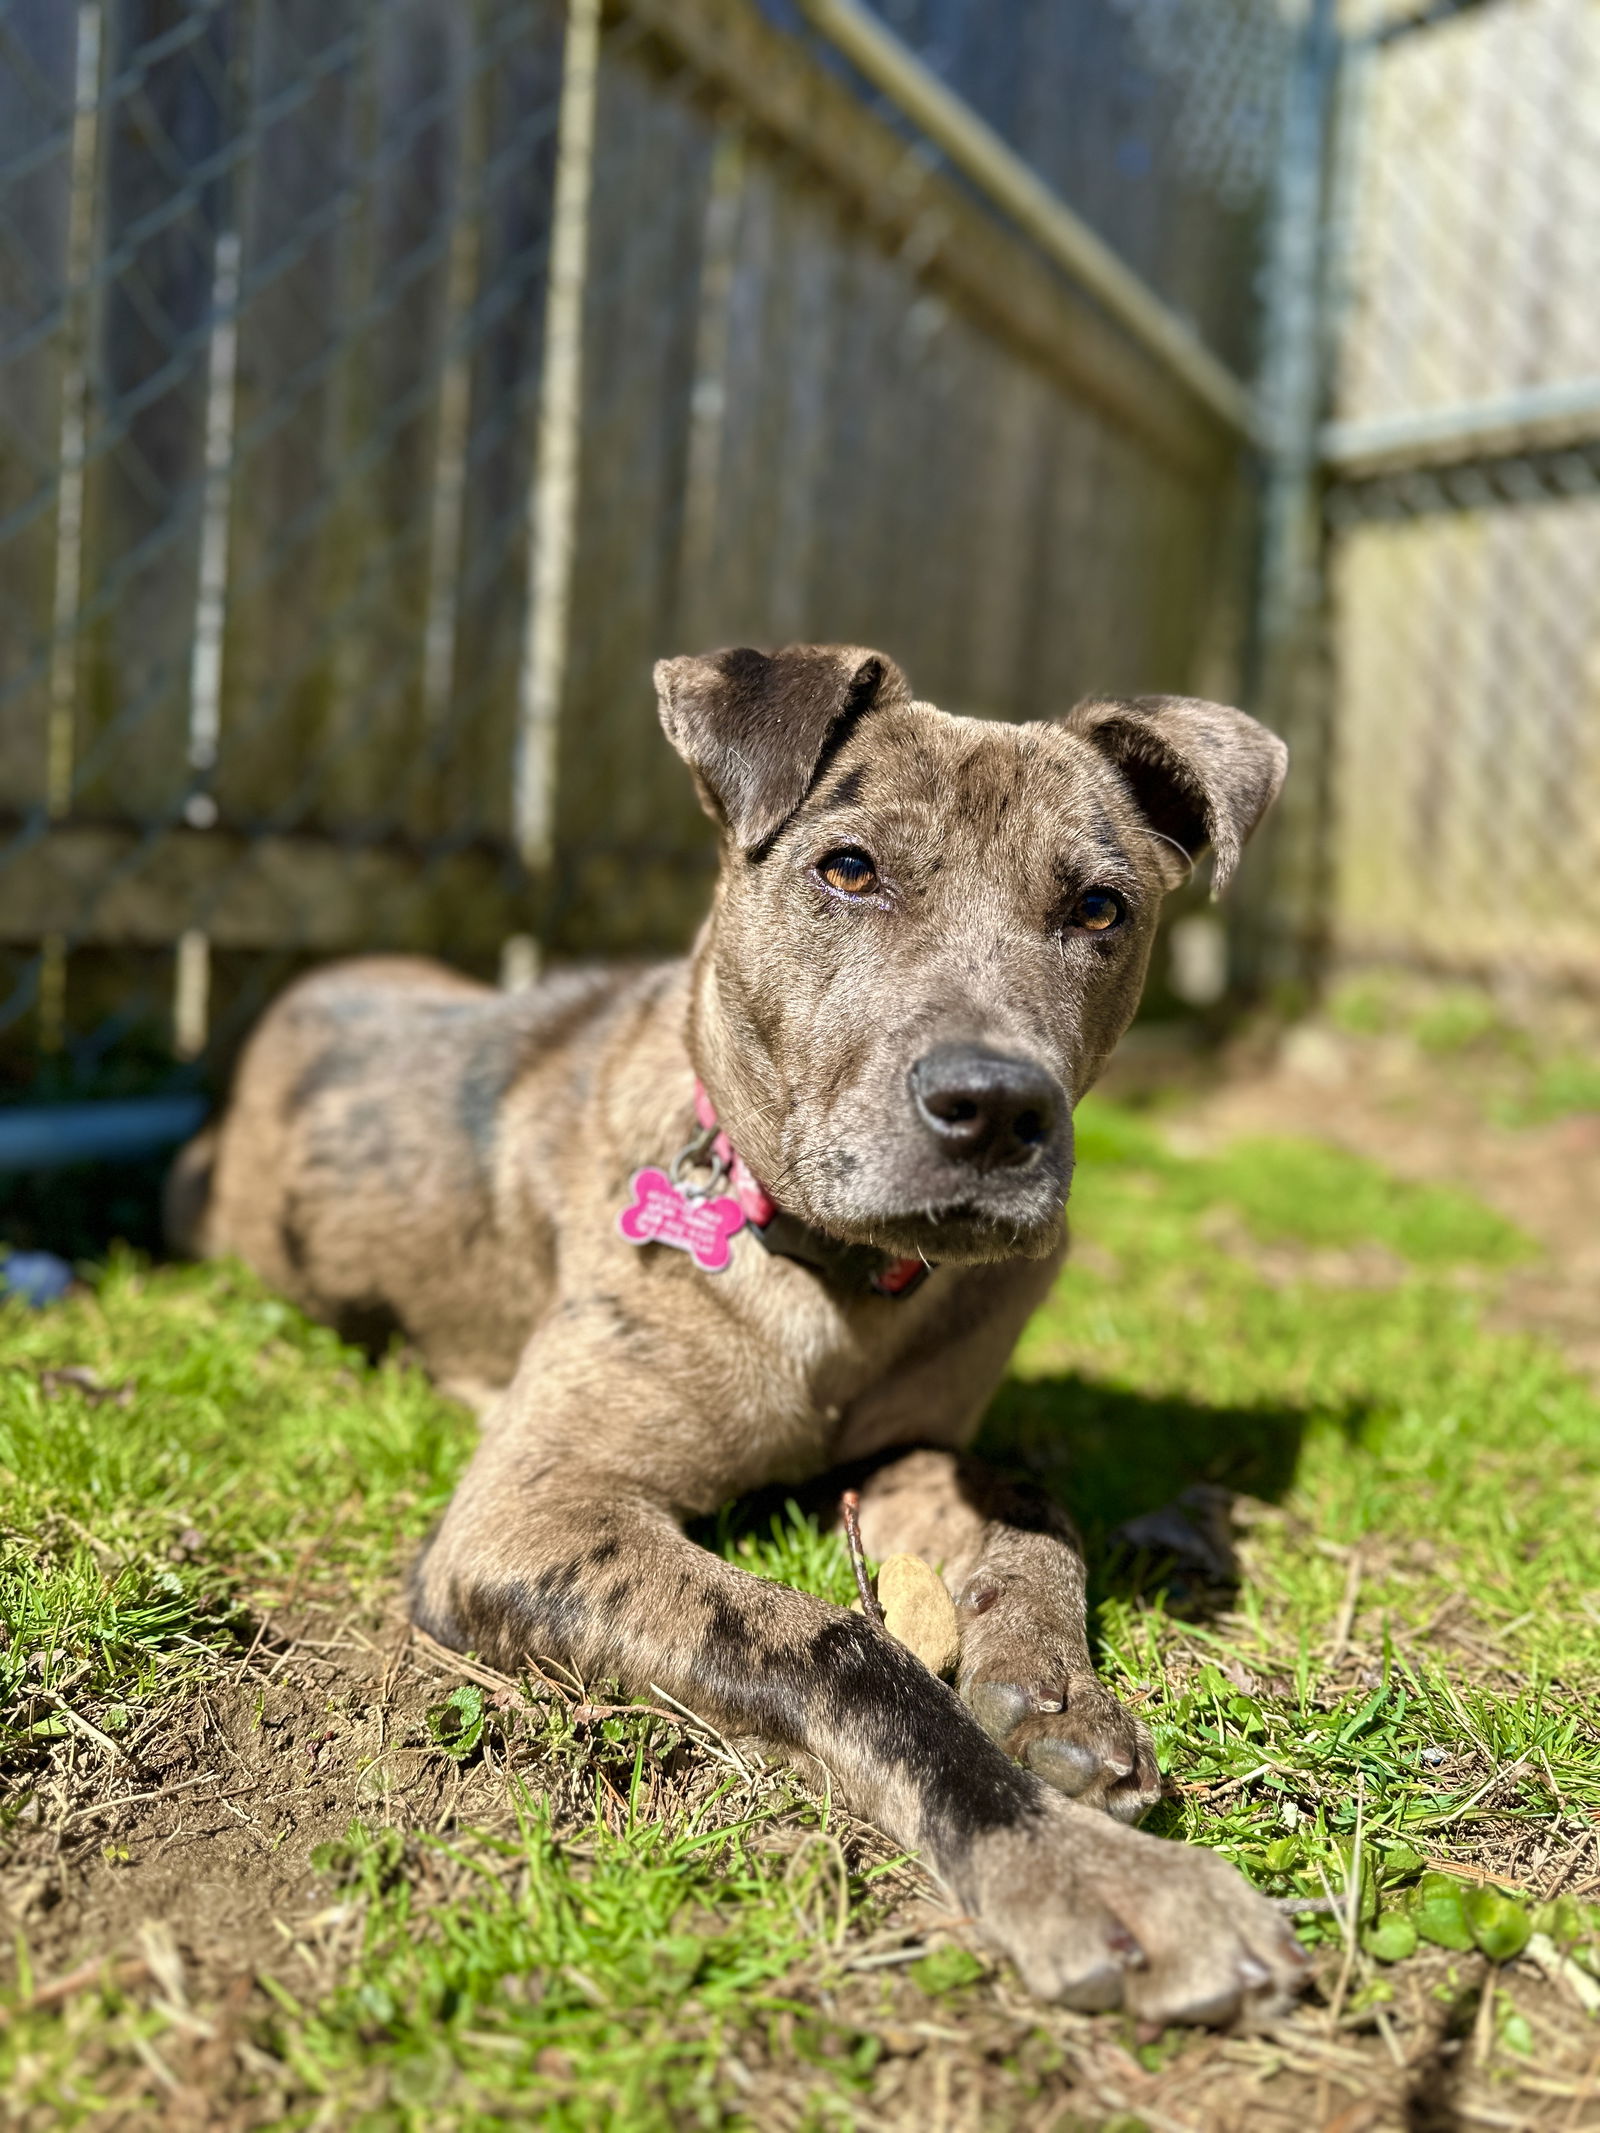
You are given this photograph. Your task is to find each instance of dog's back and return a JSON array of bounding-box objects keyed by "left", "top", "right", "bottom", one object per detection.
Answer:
[{"left": 175, "top": 954, "right": 633, "bottom": 1397}]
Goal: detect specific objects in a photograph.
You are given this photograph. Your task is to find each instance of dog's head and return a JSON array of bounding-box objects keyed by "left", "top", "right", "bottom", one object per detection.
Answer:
[{"left": 657, "top": 644, "right": 1286, "bottom": 1267}]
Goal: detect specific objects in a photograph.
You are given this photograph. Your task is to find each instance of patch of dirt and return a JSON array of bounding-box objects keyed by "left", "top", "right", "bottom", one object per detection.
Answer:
[
  {"left": 1166, "top": 1025, "right": 1600, "bottom": 1384},
  {"left": 4, "top": 1607, "right": 459, "bottom": 2003},
  {"left": 6, "top": 1603, "right": 1600, "bottom": 2128}
]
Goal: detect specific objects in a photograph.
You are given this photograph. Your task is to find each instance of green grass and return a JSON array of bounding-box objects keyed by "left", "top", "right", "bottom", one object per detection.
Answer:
[
  {"left": 266, "top": 1796, "right": 892, "bottom": 2126},
  {"left": 0, "top": 1258, "right": 469, "bottom": 1769},
  {"left": 4, "top": 1100, "right": 1600, "bottom": 2125},
  {"left": 1326, "top": 968, "right": 1600, "bottom": 1127}
]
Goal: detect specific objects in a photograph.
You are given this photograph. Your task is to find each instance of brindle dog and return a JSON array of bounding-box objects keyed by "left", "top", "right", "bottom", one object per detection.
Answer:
[{"left": 174, "top": 644, "right": 1306, "bottom": 2024}]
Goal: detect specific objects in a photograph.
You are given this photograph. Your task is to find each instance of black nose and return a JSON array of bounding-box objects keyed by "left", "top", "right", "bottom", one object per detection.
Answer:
[{"left": 909, "top": 1045, "right": 1061, "bottom": 1169}]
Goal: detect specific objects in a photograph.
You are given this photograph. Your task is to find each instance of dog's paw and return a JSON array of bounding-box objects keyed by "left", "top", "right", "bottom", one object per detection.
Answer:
[
  {"left": 963, "top": 1671, "right": 1162, "bottom": 1824},
  {"left": 966, "top": 1794, "right": 1310, "bottom": 2023}
]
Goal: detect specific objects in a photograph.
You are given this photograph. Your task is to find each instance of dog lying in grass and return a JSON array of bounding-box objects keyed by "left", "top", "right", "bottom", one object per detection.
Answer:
[{"left": 171, "top": 644, "right": 1305, "bottom": 2025}]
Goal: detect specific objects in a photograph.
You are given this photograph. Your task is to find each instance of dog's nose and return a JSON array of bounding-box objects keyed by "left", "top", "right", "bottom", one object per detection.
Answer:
[{"left": 909, "top": 1045, "right": 1060, "bottom": 1169}]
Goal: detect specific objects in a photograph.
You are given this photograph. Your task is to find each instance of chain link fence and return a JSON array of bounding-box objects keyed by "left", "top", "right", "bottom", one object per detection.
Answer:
[
  {"left": 1, "top": 0, "right": 565, "bottom": 1114},
  {"left": 1320, "top": 0, "right": 1600, "bottom": 998}
]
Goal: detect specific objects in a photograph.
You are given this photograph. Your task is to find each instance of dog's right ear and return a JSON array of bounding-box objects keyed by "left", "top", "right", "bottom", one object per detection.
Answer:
[{"left": 654, "top": 644, "right": 909, "bottom": 851}]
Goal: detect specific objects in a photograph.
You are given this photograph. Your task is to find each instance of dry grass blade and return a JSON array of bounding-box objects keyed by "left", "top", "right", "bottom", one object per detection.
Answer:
[
  {"left": 840, "top": 1489, "right": 884, "bottom": 1627},
  {"left": 1327, "top": 1547, "right": 1363, "bottom": 1669}
]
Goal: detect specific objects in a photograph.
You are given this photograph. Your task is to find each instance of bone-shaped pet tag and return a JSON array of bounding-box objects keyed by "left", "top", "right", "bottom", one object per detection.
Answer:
[{"left": 617, "top": 1168, "right": 747, "bottom": 1273}]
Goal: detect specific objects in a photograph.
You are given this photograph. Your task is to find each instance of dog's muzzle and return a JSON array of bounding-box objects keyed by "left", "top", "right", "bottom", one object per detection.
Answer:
[{"left": 908, "top": 1044, "right": 1062, "bottom": 1172}]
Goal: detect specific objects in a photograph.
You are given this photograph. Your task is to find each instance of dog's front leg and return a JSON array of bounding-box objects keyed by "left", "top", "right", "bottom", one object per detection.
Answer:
[
  {"left": 412, "top": 1382, "right": 1303, "bottom": 2024},
  {"left": 852, "top": 1449, "right": 1162, "bottom": 1822}
]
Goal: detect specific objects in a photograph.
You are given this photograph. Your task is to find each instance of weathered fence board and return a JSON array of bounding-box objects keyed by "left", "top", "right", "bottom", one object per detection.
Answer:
[
  {"left": 435, "top": 0, "right": 564, "bottom": 847},
  {"left": 1, "top": 822, "right": 525, "bottom": 959},
  {"left": 553, "top": 32, "right": 715, "bottom": 956},
  {"left": 213, "top": 0, "right": 363, "bottom": 830},
  {"left": 0, "top": 0, "right": 76, "bottom": 814},
  {"left": 75, "top": 0, "right": 232, "bottom": 823}
]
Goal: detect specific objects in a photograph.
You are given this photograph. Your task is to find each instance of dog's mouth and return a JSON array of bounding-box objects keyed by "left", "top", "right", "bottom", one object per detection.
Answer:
[
  {"left": 752, "top": 1099, "right": 1075, "bottom": 1267},
  {"left": 811, "top": 1168, "right": 1073, "bottom": 1266}
]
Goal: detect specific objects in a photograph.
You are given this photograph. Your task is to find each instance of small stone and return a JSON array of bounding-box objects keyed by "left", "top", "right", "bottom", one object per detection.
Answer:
[
  {"left": 876, "top": 1554, "right": 960, "bottom": 1680},
  {"left": 2, "top": 1250, "right": 75, "bottom": 1307}
]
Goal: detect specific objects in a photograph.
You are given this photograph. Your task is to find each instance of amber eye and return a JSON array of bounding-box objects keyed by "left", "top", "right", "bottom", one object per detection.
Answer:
[
  {"left": 1068, "top": 888, "right": 1124, "bottom": 933},
  {"left": 817, "top": 848, "right": 878, "bottom": 896}
]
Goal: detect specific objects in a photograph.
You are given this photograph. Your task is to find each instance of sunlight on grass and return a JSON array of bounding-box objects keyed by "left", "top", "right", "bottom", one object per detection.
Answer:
[
  {"left": 263, "top": 1793, "right": 886, "bottom": 2128},
  {"left": 0, "top": 1255, "right": 471, "bottom": 1767}
]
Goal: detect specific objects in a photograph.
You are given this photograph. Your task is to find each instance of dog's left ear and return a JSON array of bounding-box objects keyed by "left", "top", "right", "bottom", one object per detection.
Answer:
[
  {"left": 654, "top": 643, "right": 910, "bottom": 850},
  {"left": 1063, "top": 694, "right": 1288, "bottom": 892}
]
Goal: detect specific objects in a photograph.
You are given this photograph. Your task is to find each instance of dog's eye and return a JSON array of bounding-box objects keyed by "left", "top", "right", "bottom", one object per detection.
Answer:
[
  {"left": 817, "top": 849, "right": 878, "bottom": 896},
  {"left": 1067, "top": 888, "right": 1124, "bottom": 933}
]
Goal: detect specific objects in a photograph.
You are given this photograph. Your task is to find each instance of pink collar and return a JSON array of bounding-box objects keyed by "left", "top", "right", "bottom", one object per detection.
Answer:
[
  {"left": 693, "top": 1080, "right": 776, "bottom": 1227},
  {"left": 693, "top": 1080, "right": 930, "bottom": 1299}
]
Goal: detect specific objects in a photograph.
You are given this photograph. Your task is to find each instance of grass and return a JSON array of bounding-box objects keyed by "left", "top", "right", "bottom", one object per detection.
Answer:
[
  {"left": 1326, "top": 967, "right": 1600, "bottom": 1127},
  {"left": 0, "top": 1264, "right": 468, "bottom": 1772},
  {"left": 264, "top": 1799, "right": 893, "bottom": 2126},
  {"left": 3, "top": 1096, "right": 1599, "bottom": 2126}
]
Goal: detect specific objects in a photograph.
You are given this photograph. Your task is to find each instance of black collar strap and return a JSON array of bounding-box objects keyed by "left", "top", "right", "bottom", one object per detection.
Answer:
[{"left": 749, "top": 1205, "right": 932, "bottom": 1299}]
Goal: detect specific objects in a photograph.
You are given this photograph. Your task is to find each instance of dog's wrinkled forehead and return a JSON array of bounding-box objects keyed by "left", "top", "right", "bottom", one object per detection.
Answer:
[
  {"left": 655, "top": 642, "right": 1288, "bottom": 894},
  {"left": 790, "top": 707, "right": 1149, "bottom": 890}
]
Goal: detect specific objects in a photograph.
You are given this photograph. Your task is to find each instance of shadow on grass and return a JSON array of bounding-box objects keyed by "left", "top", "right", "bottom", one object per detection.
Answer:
[
  {"left": 978, "top": 1371, "right": 1365, "bottom": 1617},
  {"left": 710, "top": 1371, "right": 1364, "bottom": 1624},
  {"left": 978, "top": 1372, "right": 1309, "bottom": 1536}
]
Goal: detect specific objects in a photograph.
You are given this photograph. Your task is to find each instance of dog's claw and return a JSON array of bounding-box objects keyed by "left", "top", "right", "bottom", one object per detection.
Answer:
[{"left": 964, "top": 1670, "right": 1164, "bottom": 1822}]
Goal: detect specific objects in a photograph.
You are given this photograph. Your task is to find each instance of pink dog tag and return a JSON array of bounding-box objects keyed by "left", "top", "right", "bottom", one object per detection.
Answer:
[{"left": 618, "top": 1167, "right": 747, "bottom": 1273}]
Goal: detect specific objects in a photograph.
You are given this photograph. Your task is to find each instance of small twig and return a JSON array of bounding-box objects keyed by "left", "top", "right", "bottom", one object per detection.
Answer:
[
  {"left": 0, "top": 1955, "right": 150, "bottom": 2025},
  {"left": 1472, "top": 1953, "right": 1498, "bottom": 2066},
  {"left": 1417, "top": 1755, "right": 1532, "bottom": 1833},
  {"left": 409, "top": 1626, "right": 527, "bottom": 1697},
  {"left": 1540, "top": 1822, "right": 1600, "bottom": 1900},
  {"left": 840, "top": 1491, "right": 883, "bottom": 1627},
  {"left": 56, "top": 1771, "right": 222, "bottom": 1829},
  {"left": 1327, "top": 1546, "right": 1363, "bottom": 1668},
  {"left": 1270, "top": 1893, "right": 1344, "bottom": 1915},
  {"left": 1184, "top": 1762, "right": 1276, "bottom": 1801},
  {"left": 1419, "top": 1855, "right": 1534, "bottom": 1894},
  {"left": 37, "top": 1689, "right": 125, "bottom": 1763},
  {"left": 229, "top": 1614, "right": 273, "bottom": 1685},
  {"left": 845, "top": 1942, "right": 942, "bottom": 1972},
  {"left": 646, "top": 1682, "right": 753, "bottom": 1777}
]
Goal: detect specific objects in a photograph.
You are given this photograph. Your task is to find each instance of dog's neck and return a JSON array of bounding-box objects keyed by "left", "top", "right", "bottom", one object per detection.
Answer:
[{"left": 690, "top": 1080, "right": 930, "bottom": 1302}]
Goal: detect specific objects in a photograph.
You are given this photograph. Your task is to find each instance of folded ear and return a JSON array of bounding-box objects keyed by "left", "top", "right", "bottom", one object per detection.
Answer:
[
  {"left": 654, "top": 643, "right": 910, "bottom": 850},
  {"left": 1063, "top": 694, "right": 1288, "bottom": 892}
]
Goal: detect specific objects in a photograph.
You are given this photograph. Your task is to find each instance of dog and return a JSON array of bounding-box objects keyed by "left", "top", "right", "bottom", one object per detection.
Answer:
[{"left": 172, "top": 644, "right": 1304, "bottom": 2024}]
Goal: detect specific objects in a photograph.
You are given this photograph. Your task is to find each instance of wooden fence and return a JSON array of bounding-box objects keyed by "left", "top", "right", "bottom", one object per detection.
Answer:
[{"left": 0, "top": 0, "right": 1281, "bottom": 1090}]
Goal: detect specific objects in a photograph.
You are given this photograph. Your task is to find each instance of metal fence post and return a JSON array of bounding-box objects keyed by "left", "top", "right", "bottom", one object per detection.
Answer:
[
  {"left": 513, "top": 0, "right": 601, "bottom": 882},
  {"left": 1234, "top": 0, "right": 1345, "bottom": 1012}
]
